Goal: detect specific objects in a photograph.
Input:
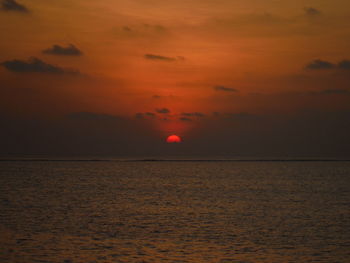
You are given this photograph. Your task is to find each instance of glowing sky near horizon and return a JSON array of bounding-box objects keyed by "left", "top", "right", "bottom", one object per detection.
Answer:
[{"left": 1, "top": 0, "right": 350, "bottom": 156}]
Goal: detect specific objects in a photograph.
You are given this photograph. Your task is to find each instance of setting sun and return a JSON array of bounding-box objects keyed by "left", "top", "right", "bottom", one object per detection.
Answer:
[{"left": 166, "top": 135, "right": 182, "bottom": 143}]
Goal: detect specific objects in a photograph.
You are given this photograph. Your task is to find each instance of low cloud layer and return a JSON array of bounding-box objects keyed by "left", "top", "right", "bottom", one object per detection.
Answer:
[
  {"left": 67, "top": 112, "right": 121, "bottom": 121},
  {"left": 1, "top": 0, "right": 28, "bottom": 13},
  {"left": 1, "top": 110, "right": 350, "bottom": 157},
  {"left": 179, "top": 117, "right": 192, "bottom": 122},
  {"left": 310, "top": 89, "right": 350, "bottom": 95},
  {"left": 338, "top": 60, "right": 350, "bottom": 69},
  {"left": 181, "top": 112, "right": 205, "bottom": 117},
  {"left": 1, "top": 58, "right": 80, "bottom": 75},
  {"left": 155, "top": 108, "right": 170, "bottom": 114},
  {"left": 135, "top": 112, "right": 156, "bottom": 119},
  {"left": 306, "top": 59, "right": 350, "bottom": 70},
  {"left": 43, "top": 44, "right": 83, "bottom": 56},
  {"left": 305, "top": 59, "right": 335, "bottom": 70}
]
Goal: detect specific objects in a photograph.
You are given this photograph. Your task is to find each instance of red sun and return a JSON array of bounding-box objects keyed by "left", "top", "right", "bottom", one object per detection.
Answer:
[{"left": 166, "top": 135, "right": 182, "bottom": 143}]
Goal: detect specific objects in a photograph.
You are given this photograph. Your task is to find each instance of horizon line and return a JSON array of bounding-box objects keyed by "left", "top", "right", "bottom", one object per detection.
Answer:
[{"left": 1, "top": 158, "right": 350, "bottom": 162}]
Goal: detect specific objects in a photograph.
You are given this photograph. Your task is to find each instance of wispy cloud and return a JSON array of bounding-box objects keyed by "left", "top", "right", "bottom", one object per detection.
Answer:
[
  {"left": 179, "top": 117, "right": 192, "bottom": 122},
  {"left": 305, "top": 59, "right": 350, "bottom": 70},
  {"left": 43, "top": 44, "right": 83, "bottom": 56},
  {"left": 1, "top": 0, "right": 28, "bottom": 13},
  {"left": 155, "top": 108, "right": 170, "bottom": 114},
  {"left": 144, "top": 54, "right": 184, "bottom": 62},
  {"left": 1, "top": 58, "right": 80, "bottom": 75},
  {"left": 135, "top": 112, "right": 156, "bottom": 119},
  {"left": 305, "top": 59, "right": 335, "bottom": 70},
  {"left": 67, "top": 112, "right": 121, "bottom": 121},
  {"left": 338, "top": 60, "right": 350, "bottom": 70},
  {"left": 181, "top": 112, "right": 205, "bottom": 117},
  {"left": 309, "top": 89, "right": 350, "bottom": 95},
  {"left": 214, "top": 85, "right": 238, "bottom": 92},
  {"left": 304, "top": 7, "right": 321, "bottom": 16}
]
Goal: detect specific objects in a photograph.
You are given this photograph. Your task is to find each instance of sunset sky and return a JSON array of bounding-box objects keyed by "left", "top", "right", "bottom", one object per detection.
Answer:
[{"left": 1, "top": 0, "right": 350, "bottom": 157}]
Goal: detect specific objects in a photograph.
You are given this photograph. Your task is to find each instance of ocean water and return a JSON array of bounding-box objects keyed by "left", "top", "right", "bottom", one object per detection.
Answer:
[{"left": 0, "top": 161, "right": 349, "bottom": 263}]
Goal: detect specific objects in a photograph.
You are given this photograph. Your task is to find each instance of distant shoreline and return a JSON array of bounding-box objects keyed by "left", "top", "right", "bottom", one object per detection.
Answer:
[{"left": 1, "top": 159, "right": 350, "bottom": 162}]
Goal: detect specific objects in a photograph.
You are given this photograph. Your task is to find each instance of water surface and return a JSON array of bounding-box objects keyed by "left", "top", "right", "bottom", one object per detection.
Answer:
[{"left": 0, "top": 161, "right": 349, "bottom": 262}]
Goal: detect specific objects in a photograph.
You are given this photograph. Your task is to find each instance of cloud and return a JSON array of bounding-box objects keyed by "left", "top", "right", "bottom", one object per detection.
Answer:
[
  {"left": 2, "top": 111, "right": 350, "bottom": 157},
  {"left": 305, "top": 59, "right": 335, "bottom": 70},
  {"left": 122, "top": 26, "right": 132, "bottom": 32},
  {"left": 135, "top": 113, "right": 144, "bottom": 119},
  {"left": 135, "top": 112, "right": 156, "bottom": 119},
  {"left": 213, "top": 85, "right": 238, "bottom": 92},
  {"left": 338, "top": 60, "right": 350, "bottom": 70},
  {"left": 310, "top": 89, "right": 350, "bottom": 95},
  {"left": 67, "top": 112, "right": 121, "bottom": 121},
  {"left": 1, "top": 0, "right": 28, "bottom": 13},
  {"left": 304, "top": 7, "right": 321, "bottom": 16},
  {"left": 155, "top": 108, "right": 170, "bottom": 114},
  {"left": 119, "top": 24, "right": 166, "bottom": 34},
  {"left": 305, "top": 59, "right": 350, "bottom": 70},
  {"left": 181, "top": 112, "right": 205, "bottom": 117},
  {"left": 43, "top": 44, "right": 83, "bottom": 56},
  {"left": 1, "top": 57, "right": 80, "bottom": 75},
  {"left": 225, "top": 112, "right": 261, "bottom": 121},
  {"left": 144, "top": 54, "right": 183, "bottom": 62},
  {"left": 179, "top": 117, "right": 192, "bottom": 122},
  {"left": 152, "top": 94, "right": 177, "bottom": 100},
  {"left": 114, "top": 23, "right": 168, "bottom": 41}
]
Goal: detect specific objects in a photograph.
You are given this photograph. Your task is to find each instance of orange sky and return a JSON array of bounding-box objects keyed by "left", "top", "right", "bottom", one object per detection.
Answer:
[{"left": 1, "top": 0, "right": 350, "bottom": 156}]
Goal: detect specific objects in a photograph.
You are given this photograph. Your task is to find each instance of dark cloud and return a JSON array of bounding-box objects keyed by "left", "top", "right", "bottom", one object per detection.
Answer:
[
  {"left": 115, "top": 24, "right": 168, "bottom": 39},
  {"left": 122, "top": 26, "right": 132, "bottom": 32},
  {"left": 226, "top": 112, "right": 261, "bottom": 121},
  {"left": 67, "top": 112, "right": 121, "bottom": 121},
  {"left": 155, "top": 108, "right": 170, "bottom": 114},
  {"left": 305, "top": 59, "right": 350, "bottom": 70},
  {"left": 305, "top": 59, "right": 335, "bottom": 70},
  {"left": 135, "top": 112, "right": 156, "bottom": 119},
  {"left": 1, "top": 57, "right": 80, "bottom": 75},
  {"left": 0, "top": 114, "right": 160, "bottom": 156},
  {"left": 338, "top": 60, "right": 350, "bottom": 70},
  {"left": 214, "top": 85, "right": 238, "bottom": 92},
  {"left": 1, "top": 0, "right": 28, "bottom": 13},
  {"left": 144, "top": 54, "right": 180, "bottom": 62},
  {"left": 310, "top": 89, "right": 350, "bottom": 95},
  {"left": 304, "top": 7, "right": 321, "bottom": 16},
  {"left": 179, "top": 117, "right": 192, "bottom": 122},
  {"left": 181, "top": 112, "right": 205, "bottom": 117},
  {"left": 2, "top": 111, "right": 350, "bottom": 157},
  {"left": 208, "top": 112, "right": 260, "bottom": 121},
  {"left": 43, "top": 44, "right": 83, "bottom": 56},
  {"left": 152, "top": 94, "right": 177, "bottom": 99},
  {"left": 135, "top": 113, "right": 144, "bottom": 119}
]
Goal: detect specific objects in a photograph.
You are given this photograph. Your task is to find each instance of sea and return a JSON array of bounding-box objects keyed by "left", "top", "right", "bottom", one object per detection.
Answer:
[{"left": 0, "top": 160, "right": 349, "bottom": 263}]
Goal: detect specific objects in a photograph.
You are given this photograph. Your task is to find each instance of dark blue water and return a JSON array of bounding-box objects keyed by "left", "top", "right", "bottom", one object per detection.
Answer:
[{"left": 0, "top": 161, "right": 349, "bottom": 262}]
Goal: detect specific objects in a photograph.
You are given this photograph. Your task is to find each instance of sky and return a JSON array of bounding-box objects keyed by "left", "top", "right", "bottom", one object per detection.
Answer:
[{"left": 1, "top": 0, "right": 350, "bottom": 157}]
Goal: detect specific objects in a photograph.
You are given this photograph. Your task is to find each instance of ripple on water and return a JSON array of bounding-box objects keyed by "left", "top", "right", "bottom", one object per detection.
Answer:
[{"left": 0, "top": 161, "right": 349, "bottom": 263}]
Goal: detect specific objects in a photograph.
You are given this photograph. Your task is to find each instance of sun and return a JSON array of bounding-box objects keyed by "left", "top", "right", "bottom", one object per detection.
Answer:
[{"left": 166, "top": 135, "right": 182, "bottom": 143}]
